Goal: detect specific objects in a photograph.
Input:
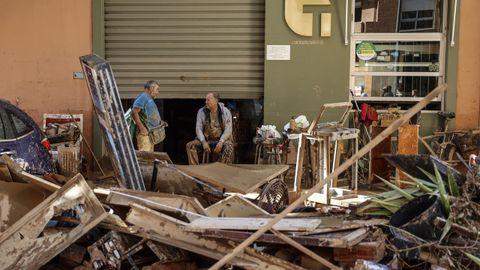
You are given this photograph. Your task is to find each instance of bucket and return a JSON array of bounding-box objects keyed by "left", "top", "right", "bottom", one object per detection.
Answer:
[{"left": 389, "top": 195, "right": 446, "bottom": 259}]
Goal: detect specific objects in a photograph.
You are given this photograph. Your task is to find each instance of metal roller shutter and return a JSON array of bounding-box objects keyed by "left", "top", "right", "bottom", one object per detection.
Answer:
[{"left": 104, "top": 0, "right": 265, "bottom": 99}]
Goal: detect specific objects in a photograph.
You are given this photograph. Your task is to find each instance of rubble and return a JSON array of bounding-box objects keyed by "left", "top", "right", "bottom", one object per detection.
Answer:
[{"left": 3, "top": 55, "right": 480, "bottom": 270}]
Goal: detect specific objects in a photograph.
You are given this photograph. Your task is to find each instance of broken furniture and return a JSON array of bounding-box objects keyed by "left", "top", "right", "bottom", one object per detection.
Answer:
[
  {"left": 294, "top": 102, "right": 359, "bottom": 205},
  {"left": 80, "top": 54, "right": 145, "bottom": 190},
  {"left": 176, "top": 162, "right": 290, "bottom": 213},
  {"left": 0, "top": 174, "right": 108, "bottom": 269}
]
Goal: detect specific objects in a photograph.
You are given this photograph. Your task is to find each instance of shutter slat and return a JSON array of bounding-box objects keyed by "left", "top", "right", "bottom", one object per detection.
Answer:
[{"left": 105, "top": 0, "right": 264, "bottom": 99}]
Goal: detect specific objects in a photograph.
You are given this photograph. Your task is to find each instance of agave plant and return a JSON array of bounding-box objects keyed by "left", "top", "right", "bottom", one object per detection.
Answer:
[{"left": 358, "top": 163, "right": 459, "bottom": 216}]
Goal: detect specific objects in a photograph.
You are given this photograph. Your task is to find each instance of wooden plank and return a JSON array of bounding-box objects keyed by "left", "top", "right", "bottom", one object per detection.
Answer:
[
  {"left": 205, "top": 194, "right": 269, "bottom": 217},
  {"left": 396, "top": 124, "right": 419, "bottom": 187},
  {"left": 297, "top": 218, "right": 388, "bottom": 236},
  {"left": 185, "top": 216, "right": 322, "bottom": 232},
  {"left": 0, "top": 174, "right": 108, "bottom": 269},
  {"left": 176, "top": 163, "right": 289, "bottom": 194},
  {"left": 202, "top": 228, "right": 367, "bottom": 248},
  {"left": 208, "top": 84, "right": 448, "bottom": 270},
  {"left": 333, "top": 240, "right": 385, "bottom": 262},
  {"left": 106, "top": 188, "right": 207, "bottom": 220},
  {"left": 293, "top": 134, "right": 306, "bottom": 192},
  {"left": 126, "top": 203, "right": 305, "bottom": 270}
]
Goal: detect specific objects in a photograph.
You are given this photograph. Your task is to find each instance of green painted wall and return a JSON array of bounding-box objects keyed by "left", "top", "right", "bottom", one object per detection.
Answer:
[
  {"left": 264, "top": 0, "right": 459, "bottom": 140},
  {"left": 264, "top": 0, "right": 350, "bottom": 129}
]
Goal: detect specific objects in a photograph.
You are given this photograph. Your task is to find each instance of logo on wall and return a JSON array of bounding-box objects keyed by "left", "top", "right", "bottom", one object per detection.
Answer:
[{"left": 285, "top": 0, "right": 332, "bottom": 37}]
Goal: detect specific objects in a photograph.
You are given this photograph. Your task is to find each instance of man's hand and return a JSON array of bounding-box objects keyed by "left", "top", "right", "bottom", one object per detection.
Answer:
[
  {"left": 139, "top": 125, "right": 149, "bottom": 136},
  {"left": 202, "top": 141, "right": 211, "bottom": 153},
  {"left": 214, "top": 141, "right": 223, "bottom": 154}
]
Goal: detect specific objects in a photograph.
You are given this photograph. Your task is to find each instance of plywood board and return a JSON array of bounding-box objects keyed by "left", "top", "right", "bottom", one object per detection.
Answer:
[
  {"left": 205, "top": 194, "right": 269, "bottom": 217},
  {"left": 176, "top": 163, "right": 289, "bottom": 194},
  {"left": 0, "top": 182, "right": 50, "bottom": 232},
  {"left": 185, "top": 216, "right": 322, "bottom": 232}
]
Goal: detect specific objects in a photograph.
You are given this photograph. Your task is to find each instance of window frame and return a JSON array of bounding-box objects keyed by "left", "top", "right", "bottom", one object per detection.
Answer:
[
  {"left": 0, "top": 108, "right": 16, "bottom": 141},
  {"left": 349, "top": 0, "right": 448, "bottom": 110},
  {"left": 5, "top": 108, "right": 34, "bottom": 139}
]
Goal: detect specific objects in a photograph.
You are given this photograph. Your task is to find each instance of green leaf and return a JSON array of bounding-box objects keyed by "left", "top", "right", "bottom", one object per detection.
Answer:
[
  {"left": 370, "top": 198, "right": 404, "bottom": 208},
  {"left": 440, "top": 218, "right": 452, "bottom": 241},
  {"left": 404, "top": 173, "right": 436, "bottom": 193},
  {"left": 375, "top": 174, "right": 414, "bottom": 200},
  {"left": 433, "top": 163, "right": 450, "bottom": 215},
  {"left": 464, "top": 253, "right": 480, "bottom": 267},
  {"left": 447, "top": 169, "right": 460, "bottom": 197},
  {"left": 418, "top": 167, "right": 437, "bottom": 183}
]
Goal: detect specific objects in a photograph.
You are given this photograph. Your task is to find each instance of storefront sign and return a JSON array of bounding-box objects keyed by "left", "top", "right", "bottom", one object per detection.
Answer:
[
  {"left": 356, "top": 42, "right": 377, "bottom": 61},
  {"left": 285, "top": 0, "right": 331, "bottom": 37}
]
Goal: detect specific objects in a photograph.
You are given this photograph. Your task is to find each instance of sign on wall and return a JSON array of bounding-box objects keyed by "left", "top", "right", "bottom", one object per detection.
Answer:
[{"left": 285, "top": 0, "right": 332, "bottom": 37}]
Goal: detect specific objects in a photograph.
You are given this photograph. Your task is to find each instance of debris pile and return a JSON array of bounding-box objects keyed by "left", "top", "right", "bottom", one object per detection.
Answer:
[{"left": 0, "top": 156, "right": 388, "bottom": 270}]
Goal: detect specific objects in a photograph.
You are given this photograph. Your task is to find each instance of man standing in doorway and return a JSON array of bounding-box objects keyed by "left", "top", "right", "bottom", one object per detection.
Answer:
[
  {"left": 186, "top": 93, "right": 234, "bottom": 164},
  {"left": 132, "top": 80, "right": 163, "bottom": 151}
]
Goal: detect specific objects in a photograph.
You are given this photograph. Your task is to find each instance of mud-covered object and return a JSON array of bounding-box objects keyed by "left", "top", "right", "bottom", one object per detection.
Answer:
[
  {"left": 385, "top": 154, "right": 466, "bottom": 186},
  {"left": 0, "top": 100, "right": 56, "bottom": 174},
  {"left": 389, "top": 195, "right": 446, "bottom": 259}
]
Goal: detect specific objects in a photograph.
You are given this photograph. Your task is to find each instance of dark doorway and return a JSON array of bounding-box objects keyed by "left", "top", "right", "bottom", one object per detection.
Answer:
[{"left": 123, "top": 98, "right": 263, "bottom": 164}]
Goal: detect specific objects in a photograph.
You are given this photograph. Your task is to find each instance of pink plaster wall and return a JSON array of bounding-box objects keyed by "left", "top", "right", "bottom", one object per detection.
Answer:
[{"left": 0, "top": 0, "right": 93, "bottom": 161}]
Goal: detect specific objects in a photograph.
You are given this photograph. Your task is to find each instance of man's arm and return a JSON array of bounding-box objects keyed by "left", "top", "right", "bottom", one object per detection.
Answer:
[
  {"left": 132, "top": 107, "right": 148, "bottom": 135},
  {"left": 195, "top": 109, "right": 206, "bottom": 142},
  {"left": 219, "top": 108, "right": 232, "bottom": 143}
]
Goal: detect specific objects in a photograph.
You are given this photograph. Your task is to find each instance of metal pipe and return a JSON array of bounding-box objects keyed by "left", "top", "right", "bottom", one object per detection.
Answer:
[
  {"left": 345, "top": 0, "right": 349, "bottom": 45},
  {"left": 450, "top": 0, "right": 458, "bottom": 47}
]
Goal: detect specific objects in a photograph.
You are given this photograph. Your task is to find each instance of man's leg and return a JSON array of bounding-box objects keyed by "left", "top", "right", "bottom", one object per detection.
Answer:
[
  {"left": 220, "top": 140, "right": 234, "bottom": 164},
  {"left": 186, "top": 139, "right": 202, "bottom": 165},
  {"left": 137, "top": 133, "right": 154, "bottom": 151}
]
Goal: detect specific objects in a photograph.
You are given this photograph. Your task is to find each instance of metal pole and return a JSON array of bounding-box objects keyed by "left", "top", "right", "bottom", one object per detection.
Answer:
[
  {"left": 208, "top": 84, "right": 447, "bottom": 270},
  {"left": 450, "top": 0, "right": 459, "bottom": 47}
]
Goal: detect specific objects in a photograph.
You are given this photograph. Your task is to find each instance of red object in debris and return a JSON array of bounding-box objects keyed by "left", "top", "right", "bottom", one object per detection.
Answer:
[
  {"left": 41, "top": 138, "right": 51, "bottom": 151},
  {"left": 360, "top": 103, "right": 378, "bottom": 126}
]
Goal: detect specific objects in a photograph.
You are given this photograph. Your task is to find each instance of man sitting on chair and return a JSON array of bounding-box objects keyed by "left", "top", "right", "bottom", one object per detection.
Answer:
[{"left": 186, "top": 93, "right": 233, "bottom": 165}]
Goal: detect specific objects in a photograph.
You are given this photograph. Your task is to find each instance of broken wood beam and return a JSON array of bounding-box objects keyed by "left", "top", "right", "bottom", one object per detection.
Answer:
[
  {"left": 208, "top": 84, "right": 448, "bottom": 270},
  {"left": 126, "top": 203, "right": 305, "bottom": 270},
  {"left": 202, "top": 228, "right": 367, "bottom": 248}
]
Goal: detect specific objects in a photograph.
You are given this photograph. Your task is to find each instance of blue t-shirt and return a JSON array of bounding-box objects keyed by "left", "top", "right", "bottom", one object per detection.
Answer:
[{"left": 133, "top": 92, "right": 161, "bottom": 128}]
